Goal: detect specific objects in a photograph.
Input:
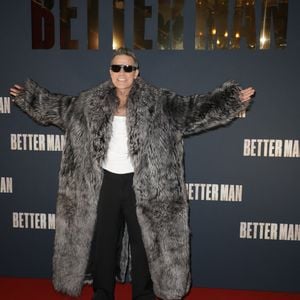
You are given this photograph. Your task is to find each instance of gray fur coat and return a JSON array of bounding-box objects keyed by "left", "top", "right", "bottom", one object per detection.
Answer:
[{"left": 14, "top": 77, "right": 250, "bottom": 300}]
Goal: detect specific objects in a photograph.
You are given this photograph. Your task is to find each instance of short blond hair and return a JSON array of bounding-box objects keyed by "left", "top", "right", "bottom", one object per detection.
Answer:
[{"left": 111, "top": 47, "right": 139, "bottom": 68}]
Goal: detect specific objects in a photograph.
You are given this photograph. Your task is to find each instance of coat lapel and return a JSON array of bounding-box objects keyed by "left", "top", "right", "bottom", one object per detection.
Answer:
[
  {"left": 126, "top": 78, "right": 158, "bottom": 169},
  {"left": 86, "top": 81, "right": 118, "bottom": 165}
]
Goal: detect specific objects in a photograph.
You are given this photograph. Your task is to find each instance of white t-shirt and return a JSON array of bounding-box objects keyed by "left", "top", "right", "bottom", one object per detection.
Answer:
[{"left": 102, "top": 116, "right": 134, "bottom": 174}]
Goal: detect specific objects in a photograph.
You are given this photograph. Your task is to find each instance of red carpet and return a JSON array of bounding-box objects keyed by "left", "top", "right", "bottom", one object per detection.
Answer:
[{"left": 1, "top": 278, "right": 300, "bottom": 300}]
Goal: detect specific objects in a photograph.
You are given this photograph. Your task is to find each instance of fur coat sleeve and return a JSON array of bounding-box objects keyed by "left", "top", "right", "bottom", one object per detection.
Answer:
[
  {"left": 163, "top": 80, "right": 251, "bottom": 136},
  {"left": 13, "top": 79, "right": 77, "bottom": 130}
]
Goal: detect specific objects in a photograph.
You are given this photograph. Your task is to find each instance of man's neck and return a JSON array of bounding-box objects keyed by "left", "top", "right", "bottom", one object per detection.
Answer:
[{"left": 116, "top": 88, "right": 130, "bottom": 104}]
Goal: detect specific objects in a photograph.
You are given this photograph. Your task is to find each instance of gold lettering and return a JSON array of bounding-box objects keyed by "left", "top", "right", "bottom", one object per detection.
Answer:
[
  {"left": 31, "top": 0, "right": 55, "bottom": 49},
  {"left": 231, "top": 0, "right": 256, "bottom": 49},
  {"left": 260, "top": 0, "right": 288, "bottom": 49},
  {"left": 158, "top": 0, "right": 184, "bottom": 50},
  {"left": 134, "top": 0, "right": 153, "bottom": 49},
  {"left": 30, "top": 0, "right": 289, "bottom": 51},
  {"left": 88, "top": 0, "right": 99, "bottom": 49},
  {"left": 196, "top": 0, "right": 230, "bottom": 50},
  {"left": 60, "top": 0, "right": 79, "bottom": 49},
  {"left": 113, "top": 0, "right": 125, "bottom": 49}
]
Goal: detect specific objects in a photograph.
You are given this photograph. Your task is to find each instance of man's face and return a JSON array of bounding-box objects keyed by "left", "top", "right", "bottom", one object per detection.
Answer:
[{"left": 109, "top": 54, "right": 139, "bottom": 92}]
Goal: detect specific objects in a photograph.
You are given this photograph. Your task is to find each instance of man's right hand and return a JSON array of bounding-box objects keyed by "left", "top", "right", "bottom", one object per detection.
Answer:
[{"left": 9, "top": 84, "right": 24, "bottom": 97}]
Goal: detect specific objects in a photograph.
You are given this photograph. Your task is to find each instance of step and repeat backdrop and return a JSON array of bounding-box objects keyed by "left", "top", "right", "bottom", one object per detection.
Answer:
[{"left": 1, "top": 0, "right": 299, "bottom": 294}]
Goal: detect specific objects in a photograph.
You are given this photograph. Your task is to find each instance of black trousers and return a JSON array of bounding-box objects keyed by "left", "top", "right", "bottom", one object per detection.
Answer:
[{"left": 92, "top": 169, "right": 155, "bottom": 300}]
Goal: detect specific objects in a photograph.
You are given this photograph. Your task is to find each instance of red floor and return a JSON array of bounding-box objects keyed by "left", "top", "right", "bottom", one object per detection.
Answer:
[{"left": 1, "top": 278, "right": 300, "bottom": 300}]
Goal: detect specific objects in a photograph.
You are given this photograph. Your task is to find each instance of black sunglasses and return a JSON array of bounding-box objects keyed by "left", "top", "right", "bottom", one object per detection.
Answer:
[{"left": 110, "top": 64, "right": 138, "bottom": 73}]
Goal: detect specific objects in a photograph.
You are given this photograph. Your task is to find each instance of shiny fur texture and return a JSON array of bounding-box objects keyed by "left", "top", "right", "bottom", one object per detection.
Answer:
[{"left": 14, "top": 77, "right": 251, "bottom": 300}]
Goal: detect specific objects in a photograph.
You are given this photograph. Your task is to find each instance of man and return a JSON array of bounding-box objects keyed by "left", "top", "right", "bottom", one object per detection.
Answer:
[{"left": 10, "top": 48, "right": 255, "bottom": 300}]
